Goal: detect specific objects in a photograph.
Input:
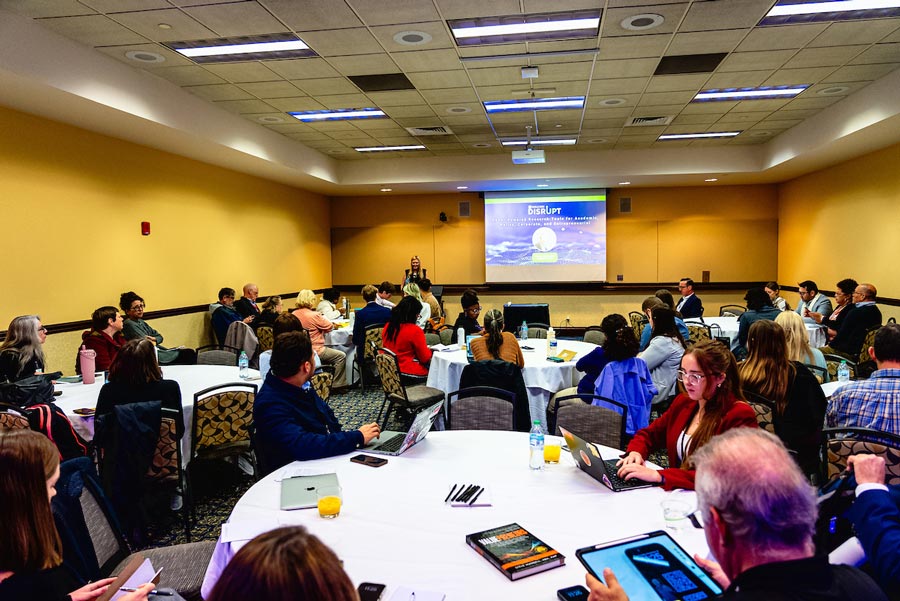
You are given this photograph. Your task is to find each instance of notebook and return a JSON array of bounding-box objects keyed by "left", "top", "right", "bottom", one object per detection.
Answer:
[
  {"left": 280, "top": 473, "right": 339, "bottom": 510},
  {"left": 364, "top": 400, "right": 443, "bottom": 456},
  {"left": 559, "top": 427, "right": 654, "bottom": 492}
]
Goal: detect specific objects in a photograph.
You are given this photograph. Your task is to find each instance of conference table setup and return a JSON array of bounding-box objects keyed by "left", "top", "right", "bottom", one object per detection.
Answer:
[
  {"left": 53, "top": 364, "right": 259, "bottom": 465},
  {"left": 426, "top": 338, "right": 597, "bottom": 433},
  {"left": 200, "top": 430, "right": 709, "bottom": 600},
  {"left": 691, "top": 316, "right": 826, "bottom": 350}
]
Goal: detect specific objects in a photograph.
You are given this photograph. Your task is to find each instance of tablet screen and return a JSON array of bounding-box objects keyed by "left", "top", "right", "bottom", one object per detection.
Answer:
[{"left": 577, "top": 531, "right": 722, "bottom": 601}]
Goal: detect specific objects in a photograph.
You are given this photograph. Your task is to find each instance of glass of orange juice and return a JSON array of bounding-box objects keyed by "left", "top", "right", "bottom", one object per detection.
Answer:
[
  {"left": 544, "top": 436, "right": 562, "bottom": 464},
  {"left": 317, "top": 485, "right": 342, "bottom": 519}
]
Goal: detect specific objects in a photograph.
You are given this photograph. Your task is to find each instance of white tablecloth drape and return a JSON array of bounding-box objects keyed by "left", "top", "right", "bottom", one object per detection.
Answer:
[{"left": 325, "top": 324, "right": 357, "bottom": 386}]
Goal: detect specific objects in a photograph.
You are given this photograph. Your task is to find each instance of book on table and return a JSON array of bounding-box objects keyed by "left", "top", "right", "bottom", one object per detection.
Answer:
[{"left": 465, "top": 522, "right": 565, "bottom": 580}]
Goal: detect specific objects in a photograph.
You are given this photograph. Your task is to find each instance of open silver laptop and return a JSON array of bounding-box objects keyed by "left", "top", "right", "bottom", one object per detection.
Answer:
[{"left": 364, "top": 400, "right": 443, "bottom": 456}]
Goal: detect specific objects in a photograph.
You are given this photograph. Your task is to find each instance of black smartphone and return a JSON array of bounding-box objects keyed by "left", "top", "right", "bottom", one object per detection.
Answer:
[
  {"left": 557, "top": 584, "right": 589, "bottom": 601},
  {"left": 357, "top": 582, "right": 386, "bottom": 601},
  {"left": 350, "top": 454, "right": 388, "bottom": 468}
]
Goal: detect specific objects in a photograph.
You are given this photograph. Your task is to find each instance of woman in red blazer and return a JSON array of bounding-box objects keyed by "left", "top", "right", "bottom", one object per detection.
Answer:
[
  {"left": 382, "top": 296, "right": 433, "bottom": 378},
  {"left": 617, "top": 339, "right": 758, "bottom": 490}
]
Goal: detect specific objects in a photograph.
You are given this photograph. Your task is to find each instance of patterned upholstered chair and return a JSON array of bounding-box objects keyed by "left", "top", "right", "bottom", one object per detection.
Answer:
[
  {"left": 856, "top": 325, "right": 881, "bottom": 378},
  {"left": 629, "top": 312, "right": 647, "bottom": 341},
  {"left": 824, "top": 354, "right": 857, "bottom": 381},
  {"left": 744, "top": 391, "right": 776, "bottom": 434},
  {"left": 685, "top": 321, "right": 713, "bottom": 346},
  {"left": 551, "top": 394, "right": 628, "bottom": 450},
  {"left": 374, "top": 348, "right": 444, "bottom": 431},
  {"left": 447, "top": 387, "right": 515, "bottom": 431},
  {"left": 823, "top": 427, "right": 900, "bottom": 486},
  {"left": 355, "top": 323, "right": 386, "bottom": 391},
  {"left": 256, "top": 326, "right": 275, "bottom": 353},
  {"left": 0, "top": 405, "right": 30, "bottom": 430},
  {"left": 310, "top": 371, "right": 334, "bottom": 402},
  {"left": 145, "top": 407, "right": 188, "bottom": 539}
]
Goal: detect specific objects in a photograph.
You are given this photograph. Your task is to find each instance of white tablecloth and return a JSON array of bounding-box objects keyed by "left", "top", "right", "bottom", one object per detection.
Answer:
[
  {"left": 821, "top": 381, "right": 849, "bottom": 398},
  {"left": 325, "top": 323, "right": 357, "bottom": 386},
  {"left": 53, "top": 364, "right": 259, "bottom": 465},
  {"left": 691, "top": 316, "right": 825, "bottom": 350},
  {"left": 426, "top": 339, "right": 597, "bottom": 432},
  {"left": 201, "top": 431, "right": 708, "bottom": 600}
]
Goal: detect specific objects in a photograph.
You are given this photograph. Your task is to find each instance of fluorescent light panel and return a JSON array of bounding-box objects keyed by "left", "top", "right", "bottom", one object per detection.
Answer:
[
  {"left": 761, "top": 0, "right": 900, "bottom": 24},
  {"left": 290, "top": 108, "right": 385, "bottom": 122},
  {"left": 177, "top": 39, "right": 307, "bottom": 58},
  {"left": 167, "top": 34, "right": 316, "bottom": 63},
  {"left": 658, "top": 132, "right": 741, "bottom": 140},
  {"left": 453, "top": 17, "right": 599, "bottom": 38},
  {"left": 501, "top": 139, "right": 576, "bottom": 146},
  {"left": 354, "top": 145, "right": 427, "bottom": 152},
  {"left": 485, "top": 96, "right": 585, "bottom": 113},
  {"left": 693, "top": 85, "right": 809, "bottom": 101},
  {"left": 448, "top": 10, "right": 601, "bottom": 46}
]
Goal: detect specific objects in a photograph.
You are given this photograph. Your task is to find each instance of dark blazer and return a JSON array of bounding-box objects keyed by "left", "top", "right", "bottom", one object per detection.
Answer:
[
  {"left": 677, "top": 294, "right": 703, "bottom": 319},
  {"left": 848, "top": 486, "right": 900, "bottom": 597},
  {"left": 234, "top": 297, "right": 260, "bottom": 319},
  {"left": 830, "top": 304, "right": 882, "bottom": 355},
  {"left": 352, "top": 301, "right": 392, "bottom": 356}
]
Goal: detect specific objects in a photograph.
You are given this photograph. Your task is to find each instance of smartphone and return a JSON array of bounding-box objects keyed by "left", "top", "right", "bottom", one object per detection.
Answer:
[
  {"left": 547, "top": 356, "right": 564, "bottom": 363},
  {"left": 557, "top": 584, "right": 589, "bottom": 601},
  {"left": 350, "top": 454, "right": 388, "bottom": 468},
  {"left": 357, "top": 582, "right": 386, "bottom": 601}
]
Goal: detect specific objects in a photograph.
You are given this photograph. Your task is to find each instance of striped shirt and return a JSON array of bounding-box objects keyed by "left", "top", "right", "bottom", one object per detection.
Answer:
[{"left": 826, "top": 369, "right": 900, "bottom": 436}]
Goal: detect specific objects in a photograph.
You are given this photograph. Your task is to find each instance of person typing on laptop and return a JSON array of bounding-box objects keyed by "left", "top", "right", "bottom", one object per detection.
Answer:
[{"left": 253, "top": 331, "right": 381, "bottom": 474}]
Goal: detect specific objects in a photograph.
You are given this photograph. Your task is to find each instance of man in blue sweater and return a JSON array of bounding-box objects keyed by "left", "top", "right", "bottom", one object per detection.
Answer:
[{"left": 254, "top": 331, "right": 381, "bottom": 474}]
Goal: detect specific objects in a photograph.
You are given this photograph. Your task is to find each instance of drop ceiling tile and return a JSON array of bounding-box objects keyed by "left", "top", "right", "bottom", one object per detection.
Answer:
[
  {"left": 440, "top": 116, "right": 491, "bottom": 127},
  {"left": 259, "top": 0, "right": 362, "bottom": 30},
  {"left": 671, "top": 113, "right": 720, "bottom": 125},
  {"left": 328, "top": 54, "right": 399, "bottom": 76},
  {"left": 474, "top": 84, "right": 527, "bottom": 101},
  {"left": 602, "top": 4, "right": 688, "bottom": 37},
  {"left": 487, "top": 112, "right": 539, "bottom": 125},
  {"left": 351, "top": 120, "right": 408, "bottom": 132},
  {"left": 203, "top": 62, "right": 281, "bottom": 83},
  {"left": 239, "top": 81, "right": 304, "bottom": 99},
  {"left": 755, "top": 119, "right": 802, "bottom": 129},
  {"left": 170, "top": 0, "right": 254, "bottom": 5},
  {"left": 881, "top": 26, "right": 900, "bottom": 43},
  {"left": 392, "top": 49, "right": 462, "bottom": 73},
  {"left": 771, "top": 108, "right": 821, "bottom": 120},
  {"left": 849, "top": 43, "right": 900, "bottom": 65},
  {"left": 736, "top": 24, "right": 827, "bottom": 52},
  {"left": 312, "top": 93, "right": 374, "bottom": 108},
  {"left": 810, "top": 20, "right": 900, "bottom": 47},
  {"left": 666, "top": 29, "right": 748, "bottom": 55},
  {"left": 148, "top": 65, "right": 225, "bottom": 85},
  {"left": 631, "top": 103, "right": 685, "bottom": 115},
  {"left": 370, "top": 21, "right": 454, "bottom": 52},
  {"left": 184, "top": 2, "right": 285, "bottom": 36},
  {"left": 664, "top": 123, "right": 718, "bottom": 134},
  {"left": 6, "top": 1, "right": 94, "bottom": 17},
  {"left": 367, "top": 90, "right": 426, "bottom": 106},
  {"left": 718, "top": 50, "right": 795, "bottom": 72},
  {"left": 422, "top": 142, "right": 466, "bottom": 151},
  {"left": 431, "top": 101, "right": 482, "bottom": 114},
  {"left": 266, "top": 97, "right": 327, "bottom": 111},
  {"left": 286, "top": 131, "right": 332, "bottom": 141},
  {"left": 783, "top": 96, "right": 842, "bottom": 110},
  {"left": 455, "top": 133, "right": 496, "bottom": 141},
  {"left": 108, "top": 8, "right": 216, "bottom": 42},
  {"left": 806, "top": 81, "right": 867, "bottom": 95},
  {"left": 306, "top": 120, "right": 363, "bottom": 132},
  {"left": 586, "top": 93, "right": 641, "bottom": 107},
  {"left": 680, "top": 0, "right": 771, "bottom": 31},
  {"left": 637, "top": 91, "right": 694, "bottom": 105},
  {"left": 213, "top": 98, "right": 278, "bottom": 114},
  {"left": 39, "top": 14, "right": 148, "bottom": 46},
  {"left": 714, "top": 110, "right": 769, "bottom": 123},
  {"left": 823, "top": 63, "right": 899, "bottom": 82},
  {"left": 784, "top": 46, "right": 867, "bottom": 69},
  {"left": 679, "top": 101, "right": 737, "bottom": 114},
  {"left": 582, "top": 106, "right": 633, "bottom": 119},
  {"left": 371, "top": 135, "right": 420, "bottom": 145},
  {"left": 420, "top": 88, "right": 480, "bottom": 103},
  {"left": 598, "top": 34, "right": 673, "bottom": 60},
  {"left": 434, "top": 0, "right": 520, "bottom": 20},
  {"left": 616, "top": 132, "right": 658, "bottom": 142},
  {"left": 185, "top": 83, "right": 255, "bottom": 101},
  {"left": 704, "top": 71, "right": 771, "bottom": 88},
  {"left": 81, "top": 0, "right": 169, "bottom": 12},
  {"left": 532, "top": 62, "right": 593, "bottom": 82},
  {"left": 583, "top": 117, "right": 629, "bottom": 129},
  {"left": 645, "top": 73, "right": 711, "bottom": 92},
  {"left": 95, "top": 42, "right": 195, "bottom": 67},
  {"left": 265, "top": 58, "right": 341, "bottom": 79},
  {"left": 763, "top": 67, "right": 835, "bottom": 86},
  {"left": 328, "top": 132, "right": 378, "bottom": 143},
  {"left": 730, "top": 98, "right": 791, "bottom": 112},
  {"left": 467, "top": 66, "right": 525, "bottom": 86},
  {"left": 291, "top": 77, "right": 358, "bottom": 95},
  {"left": 383, "top": 105, "right": 437, "bottom": 118},
  {"left": 352, "top": 0, "right": 441, "bottom": 25},
  {"left": 456, "top": 43, "right": 528, "bottom": 59},
  {"left": 527, "top": 39, "right": 599, "bottom": 54},
  {"left": 588, "top": 77, "right": 649, "bottom": 95},
  {"left": 579, "top": 128, "right": 622, "bottom": 137},
  {"left": 300, "top": 28, "right": 383, "bottom": 57},
  {"left": 593, "top": 58, "right": 659, "bottom": 79},
  {"left": 407, "top": 70, "right": 471, "bottom": 90},
  {"left": 259, "top": 120, "right": 311, "bottom": 132}
]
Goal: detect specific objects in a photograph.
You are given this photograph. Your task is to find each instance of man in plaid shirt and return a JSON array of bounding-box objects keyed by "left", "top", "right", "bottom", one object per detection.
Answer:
[{"left": 827, "top": 323, "right": 900, "bottom": 434}]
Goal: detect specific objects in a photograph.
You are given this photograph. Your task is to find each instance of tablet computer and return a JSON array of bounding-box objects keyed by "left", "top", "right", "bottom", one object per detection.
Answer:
[{"left": 576, "top": 530, "right": 722, "bottom": 601}]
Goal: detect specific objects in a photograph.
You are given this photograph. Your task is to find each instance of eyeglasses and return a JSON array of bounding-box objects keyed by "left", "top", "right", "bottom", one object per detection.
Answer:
[
  {"left": 676, "top": 370, "right": 706, "bottom": 385},
  {"left": 467, "top": 306, "right": 482, "bottom": 313},
  {"left": 38, "top": 327, "right": 48, "bottom": 333},
  {"left": 130, "top": 304, "right": 145, "bottom": 310}
]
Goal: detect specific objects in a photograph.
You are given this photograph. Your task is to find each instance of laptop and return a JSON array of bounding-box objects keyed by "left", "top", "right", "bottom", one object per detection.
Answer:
[
  {"left": 364, "top": 400, "right": 443, "bottom": 456},
  {"left": 280, "top": 472, "right": 339, "bottom": 510},
  {"left": 559, "top": 427, "right": 654, "bottom": 492}
]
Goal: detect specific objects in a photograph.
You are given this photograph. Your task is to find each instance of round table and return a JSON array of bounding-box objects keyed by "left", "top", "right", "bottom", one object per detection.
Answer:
[
  {"left": 201, "top": 431, "right": 707, "bottom": 600},
  {"left": 426, "top": 339, "right": 597, "bottom": 433},
  {"left": 325, "top": 321, "right": 357, "bottom": 386},
  {"left": 53, "top": 364, "right": 259, "bottom": 465}
]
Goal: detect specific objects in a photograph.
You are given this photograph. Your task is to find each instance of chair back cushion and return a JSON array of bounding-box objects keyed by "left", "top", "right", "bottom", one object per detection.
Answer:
[
  {"left": 826, "top": 436, "right": 900, "bottom": 486},
  {"left": 194, "top": 388, "right": 255, "bottom": 455},
  {"left": 364, "top": 326, "right": 384, "bottom": 360},
  {"left": 556, "top": 402, "right": 625, "bottom": 449},
  {"left": 256, "top": 326, "right": 275, "bottom": 352},
  {"left": 375, "top": 351, "right": 404, "bottom": 399},
  {"left": 746, "top": 401, "right": 775, "bottom": 434},
  {"left": 197, "top": 348, "right": 238, "bottom": 366},
  {"left": 450, "top": 394, "right": 514, "bottom": 431},
  {"left": 583, "top": 328, "right": 606, "bottom": 345},
  {"left": 0, "top": 407, "right": 30, "bottom": 430},
  {"left": 460, "top": 360, "right": 530, "bottom": 431},
  {"left": 146, "top": 416, "right": 179, "bottom": 484},
  {"left": 311, "top": 372, "right": 334, "bottom": 401},
  {"left": 686, "top": 323, "right": 712, "bottom": 345}
]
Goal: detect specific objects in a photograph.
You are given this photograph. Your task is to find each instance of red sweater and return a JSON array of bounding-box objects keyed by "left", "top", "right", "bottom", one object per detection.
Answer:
[
  {"left": 76, "top": 330, "right": 126, "bottom": 374},
  {"left": 382, "top": 323, "right": 433, "bottom": 376},
  {"left": 626, "top": 392, "right": 758, "bottom": 490}
]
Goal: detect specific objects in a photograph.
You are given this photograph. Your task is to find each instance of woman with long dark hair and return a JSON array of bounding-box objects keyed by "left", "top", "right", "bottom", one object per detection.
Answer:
[
  {"left": 639, "top": 307, "right": 686, "bottom": 407},
  {"left": 382, "top": 296, "right": 432, "bottom": 377},
  {"left": 740, "top": 320, "right": 826, "bottom": 479},
  {"left": 469, "top": 309, "right": 524, "bottom": 367},
  {"left": 0, "top": 315, "right": 47, "bottom": 382},
  {"left": 617, "top": 340, "right": 758, "bottom": 490}
]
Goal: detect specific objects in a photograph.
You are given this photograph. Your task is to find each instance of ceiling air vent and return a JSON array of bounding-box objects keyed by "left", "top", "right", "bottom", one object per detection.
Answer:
[
  {"left": 626, "top": 116, "right": 673, "bottom": 127},
  {"left": 405, "top": 126, "right": 454, "bottom": 136}
]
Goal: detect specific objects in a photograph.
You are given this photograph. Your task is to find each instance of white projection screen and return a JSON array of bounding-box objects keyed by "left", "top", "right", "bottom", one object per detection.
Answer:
[{"left": 484, "top": 189, "right": 607, "bottom": 283}]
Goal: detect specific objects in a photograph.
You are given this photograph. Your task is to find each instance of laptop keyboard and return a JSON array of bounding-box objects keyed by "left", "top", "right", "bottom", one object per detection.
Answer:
[
  {"left": 373, "top": 433, "right": 405, "bottom": 452},
  {"left": 603, "top": 459, "right": 647, "bottom": 489}
]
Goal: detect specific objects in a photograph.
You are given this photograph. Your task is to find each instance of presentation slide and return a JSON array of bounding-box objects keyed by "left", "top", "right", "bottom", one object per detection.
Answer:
[{"left": 484, "top": 190, "right": 607, "bottom": 283}]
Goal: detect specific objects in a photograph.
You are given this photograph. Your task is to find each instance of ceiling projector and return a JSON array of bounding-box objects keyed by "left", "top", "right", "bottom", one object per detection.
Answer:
[{"left": 511, "top": 149, "right": 545, "bottom": 164}]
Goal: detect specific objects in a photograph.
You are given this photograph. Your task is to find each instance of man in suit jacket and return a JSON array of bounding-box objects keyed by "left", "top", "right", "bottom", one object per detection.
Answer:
[
  {"left": 234, "top": 283, "right": 260, "bottom": 323},
  {"left": 847, "top": 453, "right": 900, "bottom": 598},
  {"left": 353, "top": 284, "right": 392, "bottom": 359},
  {"left": 820, "top": 283, "right": 882, "bottom": 358},
  {"left": 676, "top": 277, "right": 703, "bottom": 319},
  {"left": 796, "top": 279, "right": 833, "bottom": 325}
]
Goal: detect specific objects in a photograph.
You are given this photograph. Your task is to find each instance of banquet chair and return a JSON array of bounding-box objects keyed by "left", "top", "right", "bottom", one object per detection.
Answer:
[
  {"left": 685, "top": 322, "right": 713, "bottom": 346},
  {"left": 256, "top": 325, "right": 275, "bottom": 353},
  {"left": 354, "top": 322, "right": 385, "bottom": 391},
  {"left": 824, "top": 354, "right": 857, "bottom": 381},
  {"left": 460, "top": 360, "right": 530, "bottom": 432},
  {"left": 744, "top": 391, "right": 776, "bottom": 434},
  {"left": 527, "top": 323, "right": 550, "bottom": 339},
  {"left": 311, "top": 371, "right": 334, "bottom": 402},
  {"left": 719, "top": 304, "right": 747, "bottom": 317},
  {"left": 628, "top": 312, "right": 646, "bottom": 341},
  {"left": 374, "top": 348, "right": 445, "bottom": 431},
  {"left": 822, "top": 427, "right": 900, "bottom": 486},
  {"left": 146, "top": 408, "right": 189, "bottom": 540},
  {"left": 583, "top": 326, "right": 606, "bottom": 345},
  {"left": 0, "top": 405, "right": 30, "bottom": 429},
  {"left": 196, "top": 344, "right": 241, "bottom": 366},
  {"left": 447, "top": 387, "right": 515, "bottom": 431},
  {"left": 856, "top": 324, "right": 881, "bottom": 379},
  {"left": 439, "top": 328, "right": 453, "bottom": 345},
  {"left": 550, "top": 394, "right": 628, "bottom": 450},
  {"left": 425, "top": 332, "right": 441, "bottom": 346}
]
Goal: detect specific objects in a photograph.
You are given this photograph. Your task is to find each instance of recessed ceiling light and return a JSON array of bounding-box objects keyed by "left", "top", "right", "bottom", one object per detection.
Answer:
[
  {"left": 355, "top": 145, "right": 427, "bottom": 152},
  {"left": 501, "top": 138, "right": 576, "bottom": 146},
  {"left": 658, "top": 131, "right": 741, "bottom": 140},
  {"left": 620, "top": 13, "right": 665, "bottom": 31},
  {"left": 257, "top": 116, "right": 285, "bottom": 123},
  {"left": 393, "top": 30, "right": 432, "bottom": 46},
  {"left": 449, "top": 11, "right": 601, "bottom": 44},
  {"left": 761, "top": 0, "right": 900, "bottom": 25},
  {"left": 125, "top": 50, "right": 165, "bottom": 64},
  {"left": 445, "top": 106, "right": 472, "bottom": 114},
  {"left": 289, "top": 108, "right": 386, "bottom": 122},
  {"left": 587, "top": 138, "right": 608, "bottom": 144},
  {"left": 619, "top": 181, "right": 631, "bottom": 185},
  {"left": 157, "top": 23, "right": 172, "bottom": 30},
  {"left": 457, "top": 186, "right": 469, "bottom": 190},
  {"left": 554, "top": 124, "right": 563, "bottom": 128},
  {"left": 166, "top": 34, "right": 315, "bottom": 63},
  {"left": 817, "top": 85, "right": 851, "bottom": 96},
  {"left": 599, "top": 98, "right": 627, "bottom": 107},
  {"left": 749, "top": 130, "right": 773, "bottom": 137},
  {"left": 472, "top": 143, "right": 492, "bottom": 148},
  {"left": 484, "top": 96, "right": 585, "bottom": 113},
  {"left": 705, "top": 178, "right": 718, "bottom": 182},
  {"left": 328, "top": 149, "right": 347, "bottom": 154},
  {"left": 380, "top": 188, "right": 393, "bottom": 192},
  {"left": 537, "top": 184, "right": 550, "bottom": 188},
  {"left": 693, "top": 85, "right": 808, "bottom": 101}
]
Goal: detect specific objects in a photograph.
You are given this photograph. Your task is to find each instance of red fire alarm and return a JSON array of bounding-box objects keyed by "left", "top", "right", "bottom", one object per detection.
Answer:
[{"left": 141, "top": 221, "right": 150, "bottom": 236}]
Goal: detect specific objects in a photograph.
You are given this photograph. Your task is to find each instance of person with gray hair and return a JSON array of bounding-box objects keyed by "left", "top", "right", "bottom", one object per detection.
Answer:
[
  {"left": 586, "top": 428, "right": 887, "bottom": 600},
  {"left": 0, "top": 315, "right": 47, "bottom": 382}
]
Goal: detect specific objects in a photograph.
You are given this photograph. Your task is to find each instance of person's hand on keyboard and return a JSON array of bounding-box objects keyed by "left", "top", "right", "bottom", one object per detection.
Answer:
[
  {"left": 358, "top": 423, "right": 381, "bottom": 444},
  {"left": 617, "top": 462, "right": 661, "bottom": 484}
]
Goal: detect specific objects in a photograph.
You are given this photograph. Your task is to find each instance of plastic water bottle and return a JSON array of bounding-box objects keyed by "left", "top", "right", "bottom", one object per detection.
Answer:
[
  {"left": 520, "top": 321, "right": 528, "bottom": 341},
  {"left": 529, "top": 421, "right": 544, "bottom": 470},
  {"left": 457, "top": 327, "right": 466, "bottom": 349},
  {"left": 838, "top": 360, "right": 850, "bottom": 383},
  {"left": 239, "top": 351, "right": 249, "bottom": 379},
  {"left": 547, "top": 326, "right": 557, "bottom": 357}
]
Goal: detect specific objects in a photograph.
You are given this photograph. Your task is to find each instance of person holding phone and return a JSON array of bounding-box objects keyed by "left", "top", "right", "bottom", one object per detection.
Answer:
[{"left": 585, "top": 429, "right": 886, "bottom": 601}]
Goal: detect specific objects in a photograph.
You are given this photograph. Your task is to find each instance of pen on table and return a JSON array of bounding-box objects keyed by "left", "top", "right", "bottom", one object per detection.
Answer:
[
  {"left": 444, "top": 484, "right": 458, "bottom": 503},
  {"left": 455, "top": 484, "right": 474, "bottom": 503},
  {"left": 461, "top": 485, "right": 479, "bottom": 503},
  {"left": 451, "top": 484, "right": 468, "bottom": 502},
  {"left": 468, "top": 487, "right": 484, "bottom": 505},
  {"left": 119, "top": 588, "right": 173, "bottom": 596}
]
